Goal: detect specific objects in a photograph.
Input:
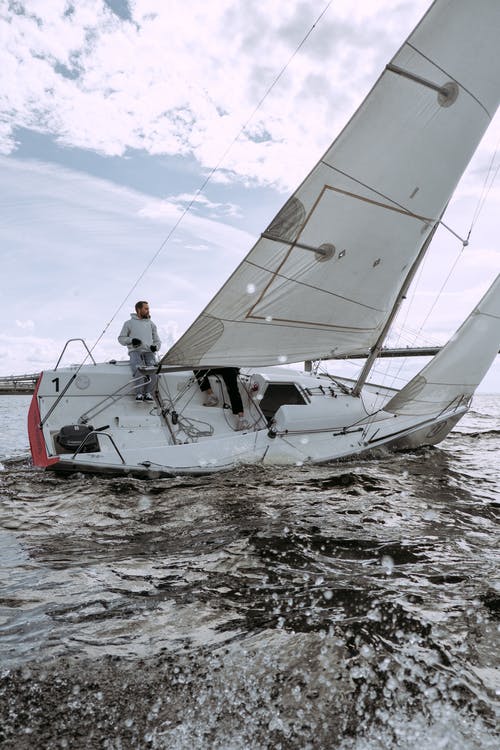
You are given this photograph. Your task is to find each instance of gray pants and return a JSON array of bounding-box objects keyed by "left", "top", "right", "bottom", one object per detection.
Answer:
[{"left": 129, "top": 350, "right": 157, "bottom": 395}]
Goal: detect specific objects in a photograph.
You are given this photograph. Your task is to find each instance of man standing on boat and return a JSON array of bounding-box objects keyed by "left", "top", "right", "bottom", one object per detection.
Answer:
[{"left": 118, "top": 301, "right": 161, "bottom": 402}]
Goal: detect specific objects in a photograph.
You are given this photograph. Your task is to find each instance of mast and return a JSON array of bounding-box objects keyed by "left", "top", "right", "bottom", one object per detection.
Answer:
[{"left": 351, "top": 219, "right": 440, "bottom": 397}]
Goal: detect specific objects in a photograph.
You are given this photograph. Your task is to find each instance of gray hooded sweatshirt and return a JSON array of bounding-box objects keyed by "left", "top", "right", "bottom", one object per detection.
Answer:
[{"left": 118, "top": 313, "right": 161, "bottom": 353}]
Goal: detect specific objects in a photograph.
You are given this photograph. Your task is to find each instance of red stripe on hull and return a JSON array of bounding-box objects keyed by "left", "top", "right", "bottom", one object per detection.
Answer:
[{"left": 27, "top": 374, "right": 59, "bottom": 468}]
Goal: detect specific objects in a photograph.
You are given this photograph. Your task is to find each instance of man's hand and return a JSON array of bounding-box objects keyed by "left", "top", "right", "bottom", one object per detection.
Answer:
[
  {"left": 131, "top": 338, "right": 142, "bottom": 347},
  {"left": 150, "top": 345, "right": 157, "bottom": 352}
]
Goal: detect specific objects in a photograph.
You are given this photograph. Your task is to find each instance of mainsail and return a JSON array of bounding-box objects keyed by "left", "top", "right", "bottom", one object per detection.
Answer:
[{"left": 163, "top": 0, "right": 499, "bottom": 369}]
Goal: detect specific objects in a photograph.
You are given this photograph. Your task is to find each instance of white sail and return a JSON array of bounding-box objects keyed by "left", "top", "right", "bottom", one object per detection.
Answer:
[
  {"left": 383, "top": 274, "right": 500, "bottom": 416},
  {"left": 163, "top": 0, "right": 499, "bottom": 368}
]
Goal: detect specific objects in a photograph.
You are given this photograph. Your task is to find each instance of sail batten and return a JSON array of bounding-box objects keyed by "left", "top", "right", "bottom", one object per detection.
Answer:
[
  {"left": 163, "top": 0, "right": 500, "bottom": 370},
  {"left": 260, "top": 233, "right": 331, "bottom": 258},
  {"left": 386, "top": 62, "right": 449, "bottom": 96}
]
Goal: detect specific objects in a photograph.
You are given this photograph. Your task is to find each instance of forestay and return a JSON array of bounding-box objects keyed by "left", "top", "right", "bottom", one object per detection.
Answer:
[{"left": 163, "top": 0, "right": 499, "bottom": 369}]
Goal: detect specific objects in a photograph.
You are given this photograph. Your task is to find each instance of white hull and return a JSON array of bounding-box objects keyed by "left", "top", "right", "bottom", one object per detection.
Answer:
[{"left": 28, "top": 362, "right": 467, "bottom": 478}]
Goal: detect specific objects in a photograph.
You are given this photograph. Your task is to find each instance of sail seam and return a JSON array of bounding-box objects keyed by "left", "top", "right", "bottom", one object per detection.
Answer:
[
  {"left": 323, "top": 185, "right": 432, "bottom": 222},
  {"left": 243, "top": 259, "right": 383, "bottom": 313},
  {"left": 214, "top": 314, "right": 379, "bottom": 333},
  {"left": 405, "top": 42, "right": 492, "bottom": 119},
  {"left": 319, "top": 163, "right": 435, "bottom": 221}
]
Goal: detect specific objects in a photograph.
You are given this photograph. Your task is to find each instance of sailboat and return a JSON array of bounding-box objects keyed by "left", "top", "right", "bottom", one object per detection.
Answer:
[{"left": 28, "top": 0, "right": 499, "bottom": 478}]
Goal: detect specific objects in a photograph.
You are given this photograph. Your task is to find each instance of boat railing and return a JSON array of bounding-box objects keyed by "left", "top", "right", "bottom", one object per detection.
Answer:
[
  {"left": 71, "top": 430, "right": 126, "bottom": 464},
  {"left": 78, "top": 373, "right": 152, "bottom": 424},
  {"left": 55, "top": 339, "right": 97, "bottom": 370}
]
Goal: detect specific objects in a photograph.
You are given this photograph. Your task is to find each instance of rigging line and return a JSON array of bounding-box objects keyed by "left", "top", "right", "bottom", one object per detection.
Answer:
[
  {"left": 384, "top": 246, "right": 465, "bottom": 393},
  {"left": 374, "top": 249, "right": 432, "bottom": 395},
  {"left": 438, "top": 221, "right": 469, "bottom": 245},
  {"left": 321, "top": 163, "right": 424, "bottom": 218},
  {"left": 320, "top": 356, "right": 411, "bottom": 386},
  {"left": 244, "top": 259, "right": 382, "bottom": 312},
  {"left": 389, "top": 143, "right": 499, "bottom": 389},
  {"left": 415, "top": 250, "right": 464, "bottom": 335},
  {"left": 376, "top": 153, "right": 500, "bottom": 396},
  {"left": 469, "top": 143, "right": 499, "bottom": 233},
  {"left": 321, "top": 165, "right": 472, "bottom": 247},
  {"left": 382, "top": 150, "right": 499, "bottom": 392},
  {"left": 84, "top": 0, "right": 334, "bottom": 363},
  {"left": 444, "top": 139, "right": 499, "bottom": 247}
]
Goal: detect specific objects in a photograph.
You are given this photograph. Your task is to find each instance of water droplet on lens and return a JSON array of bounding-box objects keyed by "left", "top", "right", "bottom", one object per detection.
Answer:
[
  {"left": 138, "top": 494, "right": 151, "bottom": 511},
  {"left": 381, "top": 555, "right": 394, "bottom": 575},
  {"left": 423, "top": 509, "right": 438, "bottom": 521},
  {"left": 360, "top": 644, "right": 374, "bottom": 659}
]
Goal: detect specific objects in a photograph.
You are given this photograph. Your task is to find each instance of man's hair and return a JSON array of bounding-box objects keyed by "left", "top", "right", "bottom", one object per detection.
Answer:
[{"left": 135, "top": 300, "right": 148, "bottom": 313}]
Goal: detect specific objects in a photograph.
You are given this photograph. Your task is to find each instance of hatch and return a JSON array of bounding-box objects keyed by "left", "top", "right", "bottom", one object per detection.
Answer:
[{"left": 259, "top": 383, "right": 307, "bottom": 422}]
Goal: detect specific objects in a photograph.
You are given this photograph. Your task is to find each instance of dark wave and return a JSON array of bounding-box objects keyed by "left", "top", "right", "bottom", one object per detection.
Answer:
[
  {"left": 452, "top": 429, "right": 500, "bottom": 438},
  {"left": 1, "top": 421, "right": 499, "bottom": 748}
]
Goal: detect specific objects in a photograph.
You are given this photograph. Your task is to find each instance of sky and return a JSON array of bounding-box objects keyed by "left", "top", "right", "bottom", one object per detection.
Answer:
[{"left": 1, "top": 0, "right": 499, "bottom": 392}]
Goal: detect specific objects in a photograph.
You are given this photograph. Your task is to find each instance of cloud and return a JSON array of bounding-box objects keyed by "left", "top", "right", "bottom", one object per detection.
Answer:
[
  {"left": 2, "top": 0, "right": 497, "bottom": 200},
  {"left": 15, "top": 320, "right": 35, "bottom": 330},
  {"left": 0, "top": 1, "right": 498, "bottom": 392},
  {"left": 171, "top": 193, "right": 243, "bottom": 219},
  {"left": 139, "top": 192, "right": 242, "bottom": 223},
  {"left": 1, "top": 0, "right": 434, "bottom": 189},
  {"left": 0, "top": 156, "right": 255, "bottom": 374}
]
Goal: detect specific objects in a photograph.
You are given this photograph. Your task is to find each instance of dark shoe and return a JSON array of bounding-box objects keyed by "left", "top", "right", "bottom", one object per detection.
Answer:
[
  {"left": 135, "top": 394, "right": 144, "bottom": 401},
  {"left": 144, "top": 394, "right": 154, "bottom": 402}
]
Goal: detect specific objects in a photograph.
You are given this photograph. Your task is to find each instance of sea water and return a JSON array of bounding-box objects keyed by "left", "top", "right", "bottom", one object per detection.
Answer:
[{"left": 0, "top": 394, "right": 498, "bottom": 748}]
